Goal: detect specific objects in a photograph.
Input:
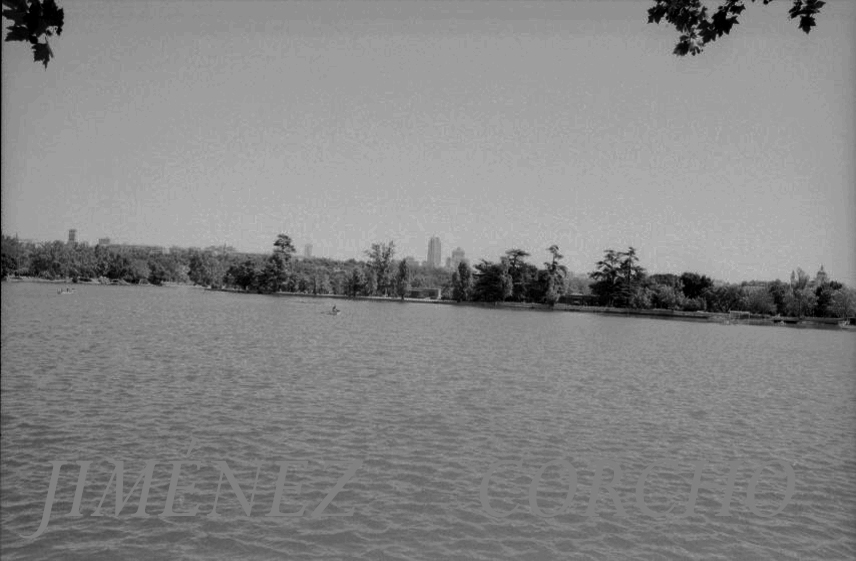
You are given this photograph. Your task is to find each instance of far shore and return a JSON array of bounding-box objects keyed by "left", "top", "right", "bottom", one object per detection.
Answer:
[
  {"left": 4, "top": 276, "right": 850, "bottom": 331},
  {"left": 2, "top": 276, "right": 202, "bottom": 288},
  {"left": 212, "top": 287, "right": 851, "bottom": 331}
]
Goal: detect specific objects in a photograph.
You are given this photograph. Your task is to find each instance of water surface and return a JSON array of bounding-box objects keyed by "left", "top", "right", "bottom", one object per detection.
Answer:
[{"left": 2, "top": 283, "right": 854, "bottom": 559}]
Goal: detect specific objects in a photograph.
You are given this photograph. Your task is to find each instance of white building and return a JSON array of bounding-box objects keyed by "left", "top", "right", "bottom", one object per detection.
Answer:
[
  {"left": 427, "top": 236, "right": 442, "bottom": 268},
  {"left": 450, "top": 247, "right": 466, "bottom": 270}
]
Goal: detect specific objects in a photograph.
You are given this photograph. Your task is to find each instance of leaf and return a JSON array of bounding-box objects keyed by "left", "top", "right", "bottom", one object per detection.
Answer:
[
  {"left": 42, "top": 0, "right": 62, "bottom": 35},
  {"left": 31, "top": 40, "right": 52, "bottom": 68},
  {"left": 4, "top": 23, "right": 29, "bottom": 41},
  {"left": 648, "top": 4, "right": 668, "bottom": 24},
  {"left": 23, "top": 0, "right": 42, "bottom": 34},
  {"left": 2, "top": 5, "right": 27, "bottom": 25},
  {"left": 798, "top": 15, "right": 816, "bottom": 33}
]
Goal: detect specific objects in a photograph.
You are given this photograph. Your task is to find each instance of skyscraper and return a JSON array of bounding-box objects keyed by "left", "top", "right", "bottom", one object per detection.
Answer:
[
  {"left": 304, "top": 244, "right": 313, "bottom": 258},
  {"left": 68, "top": 229, "right": 77, "bottom": 244},
  {"left": 427, "top": 236, "right": 441, "bottom": 268}
]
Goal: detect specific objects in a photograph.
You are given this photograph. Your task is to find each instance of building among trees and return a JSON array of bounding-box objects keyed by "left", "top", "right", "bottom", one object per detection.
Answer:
[
  {"left": 450, "top": 247, "right": 466, "bottom": 271},
  {"left": 427, "top": 236, "right": 442, "bottom": 268}
]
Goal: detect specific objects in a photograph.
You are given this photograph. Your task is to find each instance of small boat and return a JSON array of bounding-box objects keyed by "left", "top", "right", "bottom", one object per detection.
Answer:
[{"left": 839, "top": 318, "right": 855, "bottom": 329}]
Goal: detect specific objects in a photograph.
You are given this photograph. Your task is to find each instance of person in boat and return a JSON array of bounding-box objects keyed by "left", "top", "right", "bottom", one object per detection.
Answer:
[{"left": 332, "top": 305, "right": 339, "bottom": 314}]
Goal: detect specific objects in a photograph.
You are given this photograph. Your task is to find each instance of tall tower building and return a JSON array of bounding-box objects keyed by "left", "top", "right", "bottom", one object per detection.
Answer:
[
  {"left": 304, "top": 244, "right": 313, "bottom": 258},
  {"left": 68, "top": 229, "right": 77, "bottom": 244},
  {"left": 427, "top": 236, "right": 441, "bottom": 268}
]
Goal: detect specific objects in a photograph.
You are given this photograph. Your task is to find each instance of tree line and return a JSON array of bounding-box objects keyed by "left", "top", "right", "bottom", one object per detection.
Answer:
[
  {"left": 3, "top": 234, "right": 853, "bottom": 318},
  {"left": 581, "top": 246, "right": 854, "bottom": 318}
]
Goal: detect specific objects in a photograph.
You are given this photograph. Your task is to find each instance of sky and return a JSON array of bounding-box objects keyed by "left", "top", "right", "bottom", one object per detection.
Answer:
[{"left": 2, "top": 0, "right": 854, "bottom": 284}]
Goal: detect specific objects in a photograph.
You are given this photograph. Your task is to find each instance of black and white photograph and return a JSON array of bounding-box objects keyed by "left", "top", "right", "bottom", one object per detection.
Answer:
[{"left": 2, "top": 0, "right": 854, "bottom": 559}]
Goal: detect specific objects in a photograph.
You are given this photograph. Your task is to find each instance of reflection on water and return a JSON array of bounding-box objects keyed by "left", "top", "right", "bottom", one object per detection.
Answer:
[{"left": 1, "top": 283, "right": 854, "bottom": 559}]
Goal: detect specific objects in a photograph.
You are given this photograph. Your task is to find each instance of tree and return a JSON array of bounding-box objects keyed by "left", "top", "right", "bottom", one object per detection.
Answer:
[
  {"left": 250, "top": 234, "right": 297, "bottom": 293},
  {"left": 648, "top": 0, "right": 825, "bottom": 57},
  {"left": 790, "top": 267, "right": 810, "bottom": 290},
  {"left": 347, "top": 267, "right": 366, "bottom": 297},
  {"left": 650, "top": 282, "right": 683, "bottom": 309},
  {"left": 680, "top": 272, "right": 713, "bottom": 300},
  {"left": 744, "top": 287, "right": 776, "bottom": 315},
  {"left": 784, "top": 286, "right": 817, "bottom": 317},
  {"left": 273, "top": 234, "right": 296, "bottom": 259},
  {"left": 472, "top": 259, "right": 513, "bottom": 302},
  {"left": 452, "top": 261, "right": 474, "bottom": 302},
  {"left": 225, "top": 259, "right": 260, "bottom": 291},
  {"left": 311, "top": 270, "right": 331, "bottom": 295},
  {"left": 364, "top": 268, "right": 378, "bottom": 296},
  {"left": 788, "top": 267, "right": 812, "bottom": 316},
  {"left": 830, "top": 286, "right": 856, "bottom": 318},
  {"left": 147, "top": 259, "right": 168, "bottom": 286},
  {"left": 702, "top": 284, "right": 746, "bottom": 312},
  {"left": 188, "top": 251, "right": 217, "bottom": 287},
  {"left": 365, "top": 241, "right": 395, "bottom": 297},
  {"left": 1, "top": 235, "right": 22, "bottom": 279},
  {"left": 125, "top": 259, "right": 150, "bottom": 284},
  {"left": 542, "top": 245, "right": 568, "bottom": 306},
  {"left": 505, "top": 248, "right": 534, "bottom": 301},
  {"left": 29, "top": 240, "right": 66, "bottom": 278},
  {"left": 260, "top": 252, "right": 289, "bottom": 293},
  {"left": 767, "top": 279, "right": 789, "bottom": 315},
  {"left": 589, "top": 247, "right": 646, "bottom": 307},
  {"left": 395, "top": 259, "right": 411, "bottom": 300},
  {"left": 2, "top": 0, "right": 64, "bottom": 68}
]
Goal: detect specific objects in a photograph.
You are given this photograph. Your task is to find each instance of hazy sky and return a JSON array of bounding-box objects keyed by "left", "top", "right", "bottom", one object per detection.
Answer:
[{"left": 2, "top": 0, "right": 854, "bottom": 283}]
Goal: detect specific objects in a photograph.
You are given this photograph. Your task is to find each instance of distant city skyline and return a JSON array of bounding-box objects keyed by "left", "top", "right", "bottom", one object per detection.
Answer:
[
  {"left": 4, "top": 227, "right": 848, "bottom": 284},
  {"left": 3, "top": 1, "right": 854, "bottom": 284}
]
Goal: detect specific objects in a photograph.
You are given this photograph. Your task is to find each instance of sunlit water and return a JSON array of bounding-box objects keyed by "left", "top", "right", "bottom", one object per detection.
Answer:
[{"left": 2, "top": 282, "right": 854, "bottom": 560}]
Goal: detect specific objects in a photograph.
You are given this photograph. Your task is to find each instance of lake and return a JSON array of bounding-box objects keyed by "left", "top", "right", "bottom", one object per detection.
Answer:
[{"left": 1, "top": 282, "right": 854, "bottom": 560}]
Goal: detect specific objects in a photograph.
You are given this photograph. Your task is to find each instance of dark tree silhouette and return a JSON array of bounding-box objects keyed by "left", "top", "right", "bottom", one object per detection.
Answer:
[
  {"left": 648, "top": 0, "right": 825, "bottom": 56},
  {"left": 3, "top": 0, "right": 63, "bottom": 68}
]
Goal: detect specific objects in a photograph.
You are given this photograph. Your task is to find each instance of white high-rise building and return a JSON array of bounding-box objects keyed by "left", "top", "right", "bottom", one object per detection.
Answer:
[
  {"left": 304, "top": 244, "right": 313, "bottom": 258},
  {"left": 427, "top": 236, "right": 442, "bottom": 268}
]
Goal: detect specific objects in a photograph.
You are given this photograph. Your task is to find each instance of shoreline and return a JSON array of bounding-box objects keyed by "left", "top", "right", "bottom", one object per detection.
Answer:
[
  {"left": 2, "top": 276, "right": 200, "bottom": 288},
  {"left": 211, "top": 287, "right": 852, "bottom": 331},
  {"left": 4, "top": 277, "right": 850, "bottom": 331}
]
